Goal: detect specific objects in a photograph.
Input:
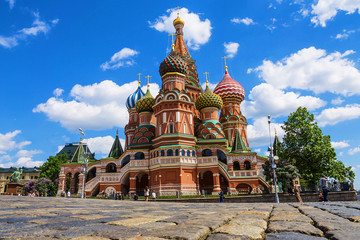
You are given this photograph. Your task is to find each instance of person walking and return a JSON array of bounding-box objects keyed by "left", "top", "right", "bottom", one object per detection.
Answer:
[
  {"left": 219, "top": 190, "right": 225, "bottom": 203},
  {"left": 144, "top": 186, "right": 150, "bottom": 202},
  {"left": 294, "top": 185, "right": 302, "bottom": 203},
  {"left": 151, "top": 191, "right": 156, "bottom": 201},
  {"left": 67, "top": 191, "right": 70, "bottom": 198},
  {"left": 319, "top": 174, "right": 329, "bottom": 202}
]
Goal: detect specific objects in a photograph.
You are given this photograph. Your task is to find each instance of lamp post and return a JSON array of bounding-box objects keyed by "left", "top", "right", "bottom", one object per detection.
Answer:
[
  {"left": 79, "top": 128, "right": 88, "bottom": 199},
  {"left": 268, "top": 115, "right": 280, "bottom": 203}
]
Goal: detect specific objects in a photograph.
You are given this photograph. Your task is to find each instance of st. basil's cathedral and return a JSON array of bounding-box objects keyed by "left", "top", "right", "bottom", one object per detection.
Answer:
[{"left": 58, "top": 13, "right": 270, "bottom": 197}]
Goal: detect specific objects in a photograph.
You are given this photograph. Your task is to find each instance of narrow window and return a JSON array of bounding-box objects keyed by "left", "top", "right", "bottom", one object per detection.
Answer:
[
  {"left": 183, "top": 123, "right": 186, "bottom": 134},
  {"left": 163, "top": 112, "right": 166, "bottom": 123},
  {"left": 176, "top": 112, "right": 180, "bottom": 122}
]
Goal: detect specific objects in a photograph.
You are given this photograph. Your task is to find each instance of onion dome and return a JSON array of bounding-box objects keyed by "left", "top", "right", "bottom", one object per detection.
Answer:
[
  {"left": 195, "top": 82, "right": 223, "bottom": 111},
  {"left": 173, "top": 12, "right": 184, "bottom": 26},
  {"left": 135, "top": 86, "right": 154, "bottom": 113},
  {"left": 159, "top": 51, "right": 188, "bottom": 77},
  {"left": 126, "top": 82, "right": 145, "bottom": 110},
  {"left": 213, "top": 68, "right": 245, "bottom": 101}
]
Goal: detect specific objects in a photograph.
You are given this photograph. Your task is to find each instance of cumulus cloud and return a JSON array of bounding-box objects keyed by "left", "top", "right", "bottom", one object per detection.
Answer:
[
  {"left": 5, "top": 0, "right": 15, "bottom": 9},
  {"left": 0, "top": 11, "right": 58, "bottom": 48},
  {"left": 231, "top": 17, "right": 255, "bottom": 25},
  {"left": 311, "top": 0, "right": 360, "bottom": 27},
  {"left": 53, "top": 88, "right": 64, "bottom": 97},
  {"left": 349, "top": 146, "right": 360, "bottom": 155},
  {"left": 248, "top": 47, "right": 360, "bottom": 96},
  {"left": 242, "top": 83, "right": 326, "bottom": 119},
  {"left": 334, "top": 29, "right": 356, "bottom": 39},
  {"left": 149, "top": 7, "right": 212, "bottom": 50},
  {"left": 331, "top": 141, "right": 350, "bottom": 149},
  {"left": 100, "top": 48, "right": 139, "bottom": 70},
  {"left": 83, "top": 136, "right": 126, "bottom": 158},
  {"left": 317, "top": 104, "right": 360, "bottom": 127},
  {"left": 224, "top": 42, "right": 239, "bottom": 58},
  {"left": 331, "top": 97, "right": 344, "bottom": 105},
  {"left": 201, "top": 81, "right": 217, "bottom": 91},
  {"left": 33, "top": 80, "right": 160, "bottom": 131},
  {"left": 0, "top": 130, "right": 42, "bottom": 168},
  {"left": 247, "top": 117, "right": 284, "bottom": 147}
]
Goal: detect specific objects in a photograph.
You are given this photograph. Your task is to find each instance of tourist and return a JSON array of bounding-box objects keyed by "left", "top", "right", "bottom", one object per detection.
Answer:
[
  {"left": 319, "top": 175, "right": 329, "bottom": 202},
  {"left": 219, "top": 190, "right": 225, "bottom": 203},
  {"left": 67, "top": 191, "right": 70, "bottom": 198},
  {"left": 121, "top": 192, "right": 125, "bottom": 200},
  {"left": 151, "top": 191, "right": 156, "bottom": 201},
  {"left": 134, "top": 193, "right": 138, "bottom": 201},
  {"left": 318, "top": 193, "right": 325, "bottom": 202},
  {"left": 144, "top": 186, "right": 150, "bottom": 202},
  {"left": 294, "top": 185, "right": 302, "bottom": 203}
]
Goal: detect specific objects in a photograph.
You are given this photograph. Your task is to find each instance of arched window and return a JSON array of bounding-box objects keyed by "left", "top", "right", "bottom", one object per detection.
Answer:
[
  {"left": 244, "top": 161, "right": 251, "bottom": 170},
  {"left": 175, "top": 149, "right": 179, "bottom": 156},
  {"left": 106, "top": 163, "right": 117, "bottom": 173},
  {"left": 121, "top": 155, "right": 130, "bottom": 167},
  {"left": 192, "top": 151, "right": 195, "bottom": 157},
  {"left": 167, "top": 149, "right": 173, "bottom": 156},
  {"left": 169, "top": 124, "right": 174, "bottom": 133},
  {"left": 217, "top": 150, "right": 227, "bottom": 164},
  {"left": 181, "top": 150, "right": 185, "bottom": 156},
  {"left": 202, "top": 149, "right": 212, "bottom": 156},
  {"left": 135, "top": 152, "right": 145, "bottom": 160},
  {"left": 161, "top": 150, "right": 165, "bottom": 156},
  {"left": 233, "top": 161, "right": 240, "bottom": 171},
  {"left": 187, "top": 150, "right": 190, "bottom": 156}
]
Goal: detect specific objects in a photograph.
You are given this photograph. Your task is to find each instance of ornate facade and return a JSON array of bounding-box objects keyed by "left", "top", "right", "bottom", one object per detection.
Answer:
[{"left": 58, "top": 13, "right": 270, "bottom": 197}]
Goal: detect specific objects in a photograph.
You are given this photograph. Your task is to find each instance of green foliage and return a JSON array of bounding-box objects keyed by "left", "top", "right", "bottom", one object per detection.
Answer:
[
  {"left": 280, "top": 107, "right": 355, "bottom": 186},
  {"left": 40, "top": 154, "right": 68, "bottom": 181},
  {"left": 263, "top": 159, "right": 299, "bottom": 192}
]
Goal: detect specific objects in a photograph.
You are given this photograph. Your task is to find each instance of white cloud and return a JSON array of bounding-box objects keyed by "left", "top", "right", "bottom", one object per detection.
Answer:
[
  {"left": 349, "top": 146, "right": 360, "bottom": 155},
  {"left": 149, "top": 7, "right": 212, "bottom": 50},
  {"left": 0, "top": 130, "right": 31, "bottom": 152},
  {"left": 317, "top": 104, "right": 360, "bottom": 127},
  {"left": 231, "top": 17, "right": 255, "bottom": 25},
  {"left": 33, "top": 80, "right": 160, "bottom": 131},
  {"left": 242, "top": 83, "right": 326, "bottom": 118},
  {"left": 53, "top": 88, "right": 64, "bottom": 97},
  {"left": 311, "top": 0, "right": 360, "bottom": 27},
  {"left": 334, "top": 29, "right": 356, "bottom": 39},
  {"left": 331, "top": 141, "right": 350, "bottom": 149},
  {"left": 83, "top": 136, "right": 126, "bottom": 159},
  {"left": 201, "top": 82, "right": 217, "bottom": 91},
  {"left": 247, "top": 117, "right": 284, "bottom": 147},
  {"left": 248, "top": 47, "right": 360, "bottom": 96},
  {"left": 331, "top": 97, "right": 344, "bottom": 105},
  {"left": 100, "top": 48, "right": 139, "bottom": 70},
  {"left": 266, "top": 18, "right": 277, "bottom": 31},
  {"left": 224, "top": 42, "right": 239, "bottom": 58},
  {"left": 0, "top": 131, "right": 42, "bottom": 168},
  {"left": 0, "top": 12, "right": 58, "bottom": 49},
  {"left": 5, "top": 0, "right": 15, "bottom": 9}
]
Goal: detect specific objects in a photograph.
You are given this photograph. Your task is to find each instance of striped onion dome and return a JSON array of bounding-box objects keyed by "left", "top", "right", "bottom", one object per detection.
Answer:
[
  {"left": 135, "top": 88, "right": 154, "bottom": 113},
  {"left": 126, "top": 85, "right": 145, "bottom": 110},
  {"left": 195, "top": 84, "right": 223, "bottom": 111},
  {"left": 159, "top": 51, "right": 188, "bottom": 77},
  {"left": 213, "top": 69, "right": 245, "bottom": 101}
]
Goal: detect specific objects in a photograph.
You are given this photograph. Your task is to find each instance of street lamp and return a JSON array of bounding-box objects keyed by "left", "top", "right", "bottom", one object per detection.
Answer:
[
  {"left": 268, "top": 115, "right": 280, "bottom": 203},
  {"left": 79, "top": 128, "right": 88, "bottom": 199}
]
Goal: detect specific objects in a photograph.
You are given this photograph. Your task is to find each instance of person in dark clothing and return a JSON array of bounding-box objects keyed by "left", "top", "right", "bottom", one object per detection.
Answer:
[
  {"left": 219, "top": 190, "right": 225, "bottom": 203},
  {"left": 319, "top": 175, "right": 329, "bottom": 201}
]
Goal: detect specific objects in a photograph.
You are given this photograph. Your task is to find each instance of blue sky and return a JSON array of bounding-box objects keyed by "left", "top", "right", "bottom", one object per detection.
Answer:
[{"left": 1, "top": 0, "right": 360, "bottom": 188}]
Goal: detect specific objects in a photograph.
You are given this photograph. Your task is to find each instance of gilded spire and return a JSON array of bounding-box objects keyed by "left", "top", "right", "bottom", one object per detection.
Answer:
[
  {"left": 204, "top": 72, "right": 209, "bottom": 86},
  {"left": 137, "top": 73, "right": 142, "bottom": 87},
  {"left": 173, "top": 7, "right": 185, "bottom": 26},
  {"left": 275, "top": 128, "right": 277, "bottom": 137},
  {"left": 222, "top": 56, "right": 228, "bottom": 73},
  {"left": 169, "top": 33, "right": 176, "bottom": 51},
  {"left": 145, "top": 75, "right": 151, "bottom": 90}
]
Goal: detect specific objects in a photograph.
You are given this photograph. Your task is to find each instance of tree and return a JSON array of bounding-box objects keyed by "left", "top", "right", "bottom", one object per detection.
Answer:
[
  {"left": 40, "top": 154, "right": 68, "bottom": 181},
  {"left": 280, "top": 107, "right": 355, "bottom": 186},
  {"left": 263, "top": 159, "right": 300, "bottom": 193}
]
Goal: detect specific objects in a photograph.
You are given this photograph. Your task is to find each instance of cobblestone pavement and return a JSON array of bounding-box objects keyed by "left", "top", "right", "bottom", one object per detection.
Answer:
[{"left": 1, "top": 196, "right": 360, "bottom": 240}]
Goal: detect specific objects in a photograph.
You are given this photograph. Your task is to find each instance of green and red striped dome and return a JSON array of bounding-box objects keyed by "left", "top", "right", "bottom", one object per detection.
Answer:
[{"left": 159, "top": 52, "right": 188, "bottom": 77}]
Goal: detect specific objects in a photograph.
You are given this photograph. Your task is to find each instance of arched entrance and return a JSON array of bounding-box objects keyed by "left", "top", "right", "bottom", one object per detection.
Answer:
[
  {"left": 121, "top": 172, "right": 130, "bottom": 194},
  {"left": 199, "top": 170, "right": 213, "bottom": 195},
  {"left": 73, "top": 172, "right": 80, "bottom": 194},
  {"left": 106, "top": 163, "right": 117, "bottom": 173},
  {"left": 86, "top": 167, "right": 96, "bottom": 182},
  {"left": 236, "top": 183, "right": 252, "bottom": 194},
  {"left": 65, "top": 172, "right": 72, "bottom": 192},
  {"left": 219, "top": 172, "right": 229, "bottom": 194},
  {"left": 135, "top": 172, "right": 148, "bottom": 196},
  {"left": 217, "top": 150, "right": 227, "bottom": 164}
]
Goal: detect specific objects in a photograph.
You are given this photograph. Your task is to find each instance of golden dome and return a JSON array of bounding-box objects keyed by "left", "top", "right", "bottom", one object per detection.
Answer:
[{"left": 173, "top": 13, "right": 184, "bottom": 26}]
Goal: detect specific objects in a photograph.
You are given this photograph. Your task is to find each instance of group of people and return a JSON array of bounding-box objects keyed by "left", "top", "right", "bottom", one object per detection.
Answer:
[{"left": 102, "top": 190, "right": 126, "bottom": 200}]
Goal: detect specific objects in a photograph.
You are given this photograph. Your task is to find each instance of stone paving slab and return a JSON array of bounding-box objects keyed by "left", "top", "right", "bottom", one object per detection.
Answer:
[{"left": 0, "top": 196, "right": 360, "bottom": 239}]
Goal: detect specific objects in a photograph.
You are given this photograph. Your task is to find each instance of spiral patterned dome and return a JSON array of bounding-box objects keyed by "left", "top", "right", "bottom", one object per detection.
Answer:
[
  {"left": 213, "top": 70, "right": 245, "bottom": 101},
  {"left": 135, "top": 88, "right": 155, "bottom": 113},
  {"left": 195, "top": 84, "right": 223, "bottom": 111},
  {"left": 126, "top": 85, "right": 145, "bottom": 110},
  {"left": 159, "top": 52, "right": 188, "bottom": 77}
]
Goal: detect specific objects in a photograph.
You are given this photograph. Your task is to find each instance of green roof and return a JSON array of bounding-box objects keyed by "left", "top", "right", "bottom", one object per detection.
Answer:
[
  {"left": 108, "top": 130, "right": 124, "bottom": 159},
  {"left": 57, "top": 143, "right": 94, "bottom": 160},
  {"left": 0, "top": 167, "right": 40, "bottom": 173},
  {"left": 231, "top": 129, "right": 250, "bottom": 154}
]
